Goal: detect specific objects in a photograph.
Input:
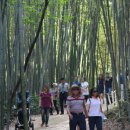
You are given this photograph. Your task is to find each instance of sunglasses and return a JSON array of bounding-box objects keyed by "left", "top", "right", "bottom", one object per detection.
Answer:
[
  {"left": 93, "top": 90, "right": 98, "bottom": 93},
  {"left": 72, "top": 88, "right": 80, "bottom": 91}
]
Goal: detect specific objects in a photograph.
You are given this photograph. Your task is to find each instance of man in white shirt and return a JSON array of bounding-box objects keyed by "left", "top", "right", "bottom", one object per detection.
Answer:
[
  {"left": 81, "top": 78, "right": 89, "bottom": 101},
  {"left": 58, "top": 78, "right": 69, "bottom": 115}
]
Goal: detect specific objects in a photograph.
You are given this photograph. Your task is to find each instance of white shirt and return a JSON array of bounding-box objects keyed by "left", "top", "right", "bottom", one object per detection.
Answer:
[
  {"left": 58, "top": 83, "right": 69, "bottom": 93},
  {"left": 81, "top": 81, "right": 89, "bottom": 95},
  {"left": 86, "top": 98, "right": 102, "bottom": 117},
  {"left": 50, "top": 87, "right": 58, "bottom": 100}
]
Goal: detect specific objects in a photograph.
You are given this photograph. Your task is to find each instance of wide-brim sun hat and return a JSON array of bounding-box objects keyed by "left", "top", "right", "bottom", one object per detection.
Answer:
[
  {"left": 53, "top": 83, "right": 57, "bottom": 86},
  {"left": 71, "top": 84, "right": 80, "bottom": 90}
]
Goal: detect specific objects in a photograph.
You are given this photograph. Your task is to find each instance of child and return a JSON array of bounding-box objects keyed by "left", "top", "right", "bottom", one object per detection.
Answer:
[
  {"left": 66, "top": 84, "right": 88, "bottom": 130},
  {"left": 39, "top": 85, "right": 54, "bottom": 127},
  {"left": 86, "top": 89, "right": 103, "bottom": 130}
]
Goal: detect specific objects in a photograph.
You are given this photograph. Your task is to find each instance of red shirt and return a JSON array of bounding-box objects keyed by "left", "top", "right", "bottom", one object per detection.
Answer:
[{"left": 40, "top": 92, "right": 52, "bottom": 108}]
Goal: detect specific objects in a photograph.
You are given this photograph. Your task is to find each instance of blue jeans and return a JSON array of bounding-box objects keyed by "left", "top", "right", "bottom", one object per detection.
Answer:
[
  {"left": 106, "top": 87, "right": 112, "bottom": 94},
  {"left": 41, "top": 108, "right": 50, "bottom": 125},
  {"left": 69, "top": 113, "right": 86, "bottom": 130},
  {"left": 89, "top": 116, "right": 102, "bottom": 130}
]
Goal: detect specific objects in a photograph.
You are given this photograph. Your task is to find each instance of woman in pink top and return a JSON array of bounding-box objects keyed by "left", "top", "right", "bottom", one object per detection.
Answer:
[{"left": 39, "top": 85, "right": 53, "bottom": 127}]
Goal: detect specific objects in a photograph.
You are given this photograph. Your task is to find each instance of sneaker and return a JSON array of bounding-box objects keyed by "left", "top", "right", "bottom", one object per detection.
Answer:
[
  {"left": 60, "top": 113, "right": 64, "bottom": 115},
  {"left": 46, "top": 124, "right": 49, "bottom": 127},
  {"left": 41, "top": 123, "right": 44, "bottom": 127}
]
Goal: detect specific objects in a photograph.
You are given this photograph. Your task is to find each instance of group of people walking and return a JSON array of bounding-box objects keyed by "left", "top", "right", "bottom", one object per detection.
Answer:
[
  {"left": 39, "top": 75, "right": 109, "bottom": 130},
  {"left": 97, "top": 73, "right": 113, "bottom": 104},
  {"left": 97, "top": 73, "right": 112, "bottom": 95}
]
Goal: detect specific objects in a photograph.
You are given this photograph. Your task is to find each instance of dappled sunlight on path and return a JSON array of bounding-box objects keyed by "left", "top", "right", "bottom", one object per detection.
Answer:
[
  {"left": 9, "top": 103, "right": 130, "bottom": 130},
  {"left": 9, "top": 104, "right": 107, "bottom": 130},
  {"left": 34, "top": 114, "right": 69, "bottom": 130},
  {"left": 9, "top": 112, "right": 130, "bottom": 130}
]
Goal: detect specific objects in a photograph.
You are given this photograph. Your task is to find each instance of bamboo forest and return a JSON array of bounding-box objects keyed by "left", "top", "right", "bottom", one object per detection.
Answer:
[{"left": 0, "top": 0, "right": 130, "bottom": 130}]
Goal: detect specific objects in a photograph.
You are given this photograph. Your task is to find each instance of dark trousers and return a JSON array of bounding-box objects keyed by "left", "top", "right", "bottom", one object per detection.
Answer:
[
  {"left": 89, "top": 116, "right": 102, "bottom": 130},
  {"left": 106, "top": 94, "right": 112, "bottom": 105},
  {"left": 41, "top": 108, "right": 50, "bottom": 125},
  {"left": 50, "top": 100, "right": 59, "bottom": 114},
  {"left": 60, "top": 92, "right": 68, "bottom": 114},
  {"left": 70, "top": 113, "right": 86, "bottom": 130},
  {"left": 84, "top": 95, "right": 89, "bottom": 101},
  {"left": 50, "top": 108, "right": 53, "bottom": 115},
  {"left": 54, "top": 100, "right": 59, "bottom": 114}
]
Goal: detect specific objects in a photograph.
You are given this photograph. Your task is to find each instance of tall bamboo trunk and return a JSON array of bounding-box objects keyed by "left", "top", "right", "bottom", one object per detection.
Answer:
[
  {"left": 17, "top": 0, "right": 28, "bottom": 129},
  {"left": 0, "top": 3, "right": 5, "bottom": 129}
]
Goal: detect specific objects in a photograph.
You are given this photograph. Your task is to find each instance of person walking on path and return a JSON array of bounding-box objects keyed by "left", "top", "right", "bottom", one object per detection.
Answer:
[
  {"left": 86, "top": 89, "right": 103, "bottom": 130},
  {"left": 81, "top": 77, "right": 89, "bottom": 101},
  {"left": 105, "top": 73, "right": 112, "bottom": 94},
  {"left": 39, "top": 85, "right": 54, "bottom": 127},
  {"left": 97, "top": 74, "right": 105, "bottom": 100},
  {"left": 66, "top": 84, "right": 88, "bottom": 130},
  {"left": 50, "top": 83, "right": 59, "bottom": 115},
  {"left": 105, "top": 73, "right": 113, "bottom": 104},
  {"left": 58, "top": 78, "right": 69, "bottom": 115}
]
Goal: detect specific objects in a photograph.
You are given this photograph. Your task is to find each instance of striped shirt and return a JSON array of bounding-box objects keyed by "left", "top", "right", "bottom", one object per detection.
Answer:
[{"left": 66, "top": 96, "right": 85, "bottom": 113}]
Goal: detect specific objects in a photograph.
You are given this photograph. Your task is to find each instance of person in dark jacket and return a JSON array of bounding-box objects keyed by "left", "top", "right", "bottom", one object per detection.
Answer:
[
  {"left": 97, "top": 74, "right": 105, "bottom": 100},
  {"left": 105, "top": 73, "right": 113, "bottom": 104},
  {"left": 105, "top": 73, "right": 112, "bottom": 94}
]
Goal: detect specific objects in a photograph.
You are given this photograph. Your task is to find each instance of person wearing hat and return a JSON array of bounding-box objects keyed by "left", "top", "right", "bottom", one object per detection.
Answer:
[
  {"left": 66, "top": 84, "right": 88, "bottom": 130},
  {"left": 86, "top": 88, "right": 103, "bottom": 130},
  {"left": 72, "top": 76, "right": 81, "bottom": 87}
]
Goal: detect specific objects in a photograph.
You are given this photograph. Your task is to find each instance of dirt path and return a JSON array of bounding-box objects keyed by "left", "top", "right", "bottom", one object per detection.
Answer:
[
  {"left": 9, "top": 104, "right": 107, "bottom": 130},
  {"left": 9, "top": 114, "right": 69, "bottom": 130},
  {"left": 8, "top": 99, "right": 130, "bottom": 130},
  {"left": 32, "top": 114, "right": 69, "bottom": 130}
]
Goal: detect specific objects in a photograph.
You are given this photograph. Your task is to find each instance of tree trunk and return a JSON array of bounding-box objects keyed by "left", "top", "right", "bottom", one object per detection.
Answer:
[
  {"left": 0, "top": 3, "right": 5, "bottom": 129},
  {"left": 17, "top": 0, "right": 28, "bottom": 129}
]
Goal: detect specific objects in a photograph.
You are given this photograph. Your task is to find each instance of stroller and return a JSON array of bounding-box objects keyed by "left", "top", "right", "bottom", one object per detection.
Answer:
[{"left": 15, "top": 91, "right": 34, "bottom": 130}]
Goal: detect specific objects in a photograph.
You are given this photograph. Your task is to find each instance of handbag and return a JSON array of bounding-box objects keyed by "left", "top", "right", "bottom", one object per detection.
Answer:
[{"left": 100, "top": 112, "right": 107, "bottom": 121}]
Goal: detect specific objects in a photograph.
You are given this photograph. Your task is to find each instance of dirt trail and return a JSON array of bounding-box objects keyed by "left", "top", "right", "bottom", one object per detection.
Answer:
[
  {"left": 9, "top": 104, "right": 107, "bottom": 130},
  {"left": 9, "top": 114, "right": 69, "bottom": 130}
]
